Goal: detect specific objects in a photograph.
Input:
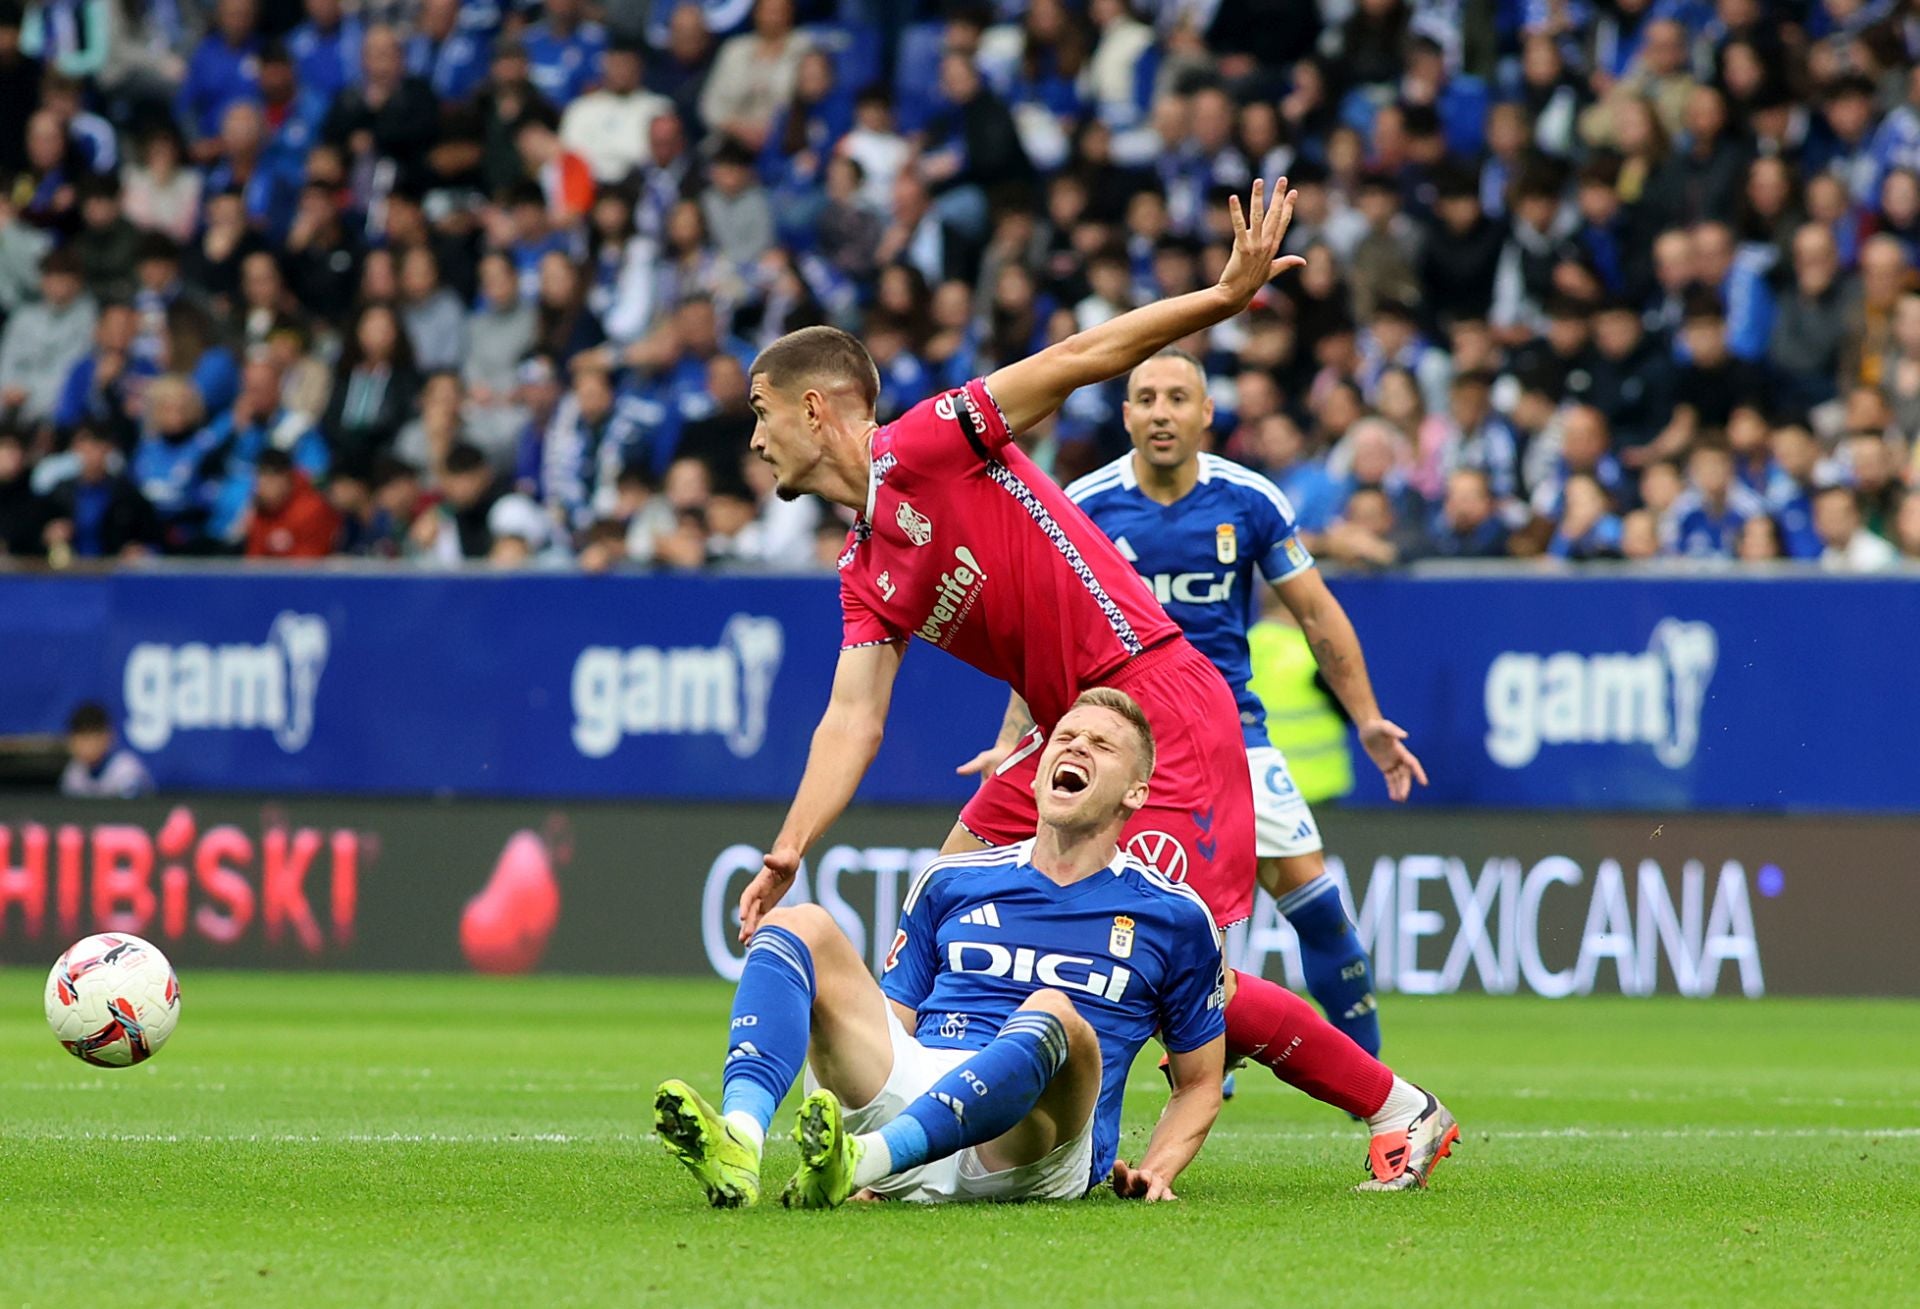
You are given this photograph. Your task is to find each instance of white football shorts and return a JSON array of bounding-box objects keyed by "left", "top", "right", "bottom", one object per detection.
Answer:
[
  {"left": 802, "top": 1007, "right": 1094, "bottom": 1204},
  {"left": 1248, "top": 745, "right": 1324, "bottom": 859}
]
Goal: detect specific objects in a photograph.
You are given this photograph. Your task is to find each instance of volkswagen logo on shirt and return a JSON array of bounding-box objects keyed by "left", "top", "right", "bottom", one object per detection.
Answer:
[{"left": 1125, "top": 830, "right": 1190, "bottom": 883}]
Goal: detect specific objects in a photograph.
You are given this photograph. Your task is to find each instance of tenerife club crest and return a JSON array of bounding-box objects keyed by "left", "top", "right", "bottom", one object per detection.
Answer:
[{"left": 896, "top": 500, "right": 933, "bottom": 547}]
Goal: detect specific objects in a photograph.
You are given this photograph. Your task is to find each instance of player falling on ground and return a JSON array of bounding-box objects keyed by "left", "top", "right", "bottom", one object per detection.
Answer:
[
  {"left": 734, "top": 180, "right": 1456, "bottom": 1190},
  {"left": 1040, "top": 347, "right": 1424, "bottom": 1059},
  {"left": 656, "top": 690, "right": 1228, "bottom": 1208}
]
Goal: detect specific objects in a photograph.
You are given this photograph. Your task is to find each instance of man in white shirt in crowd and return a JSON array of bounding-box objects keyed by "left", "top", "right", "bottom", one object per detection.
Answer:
[
  {"left": 1814, "top": 483, "right": 1899, "bottom": 572},
  {"left": 560, "top": 42, "right": 671, "bottom": 184}
]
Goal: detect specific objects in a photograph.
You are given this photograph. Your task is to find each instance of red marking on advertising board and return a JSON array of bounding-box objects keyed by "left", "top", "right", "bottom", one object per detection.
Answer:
[{"left": 0, "top": 808, "right": 367, "bottom": 955}]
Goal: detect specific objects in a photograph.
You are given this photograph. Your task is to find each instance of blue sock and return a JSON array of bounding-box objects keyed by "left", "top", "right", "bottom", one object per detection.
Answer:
[
  {"left": 720, "top": 925, "right": 815, "bottom": 1136},
  {"left": 877, "top": 1009, "right": 1069, "bottom": 1173},
  {"left": 1281, "top": 874, "right": 1382, "bottom": 1056}
]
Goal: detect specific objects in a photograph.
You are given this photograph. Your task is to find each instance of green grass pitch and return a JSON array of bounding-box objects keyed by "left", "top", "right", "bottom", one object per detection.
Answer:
[{"left": 3, "top": 973, "right": 1917, "bottom": 1308}]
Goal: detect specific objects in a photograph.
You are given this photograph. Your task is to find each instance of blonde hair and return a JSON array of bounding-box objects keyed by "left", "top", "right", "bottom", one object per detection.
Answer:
[{"left": 1073, "top": 687, "right": 1155, "bottom": 780}]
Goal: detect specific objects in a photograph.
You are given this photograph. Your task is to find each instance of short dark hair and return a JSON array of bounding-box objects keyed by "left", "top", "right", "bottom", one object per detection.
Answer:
[
  {"left": 1072, "top": 687, "right": 1156, "bottom": 781},
  {"left": 1435, "top": 166, "right": 1480, "bottom": 202},
  {"left": 1400, "top": 103, "right": 1442, "bottom": 139},
  {"left": 1826, "top": 74, "right": 1877, "bottom": 102},
  {"left": 710, "top": 135, "right": 756, "bottom": 170},
  {"left": 370, "top": 454, "right": 418, "bottom": 488},
  {"left": 1682, "top": 287, "right": 1726, "bottom": 323},
  {"left": 1128, "top": 346, "right": 1207, "bottom": 392},
  {"left": 1515, "top": 166, "right": 1564, "bottom": 203},
  {"left": 67, "top": 701, "right": 110, "bottom": 734},
  {"left": 256, "top": 447, "right": 294, "bottom": 475},
  {"left": 444, "top": 442, "right": 488, "bottom": 475},
  {"left": 750, "top": 326, "right": 880, "bottom": 412},
  {"left": 136, "top": 231, "right": 181, "bottom": 265}
]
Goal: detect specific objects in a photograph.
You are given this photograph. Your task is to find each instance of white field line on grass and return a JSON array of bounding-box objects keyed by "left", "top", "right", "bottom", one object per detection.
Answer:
[
  {"left": 2, "top": 1130, "right": 624, "bottom": 1143},
  {"left": 6, "top": 1126, "right": 1920, "bottom": 1145},
  {"left": 1205, "top": 1125, "right": 1920, "bottom": 1142}
]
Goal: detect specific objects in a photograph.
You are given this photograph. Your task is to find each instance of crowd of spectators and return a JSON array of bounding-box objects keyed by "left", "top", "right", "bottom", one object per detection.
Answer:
[{"left": 0, "top": 0, "right": 1916, "bottom": 573}]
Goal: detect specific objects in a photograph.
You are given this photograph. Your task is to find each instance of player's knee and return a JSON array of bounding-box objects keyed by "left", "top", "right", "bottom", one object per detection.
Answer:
[
  {"left": 760, "top": 903, "right": 836, "bottom": 946},
  {"left": 1019, "top": 987, "right": 1094, "bottom": 1043}
]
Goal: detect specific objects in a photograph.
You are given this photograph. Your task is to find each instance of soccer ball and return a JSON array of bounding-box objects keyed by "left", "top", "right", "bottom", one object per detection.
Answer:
[{"left": 44, "top": 934, "right": 182, "bottom": 1067}]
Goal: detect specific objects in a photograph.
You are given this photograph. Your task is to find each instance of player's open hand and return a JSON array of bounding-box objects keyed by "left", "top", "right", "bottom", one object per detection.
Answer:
[
  {"left": 1358, "top": 718, "right": 1429, "bottom": 803},
  {"left": 737, "top": 846, "right": 801, "bottom": 942},
  {"left": 1110, "top": 1160, "right": 1179, "bottom": 1202},
  {"left": 955, "top": 741, "right": 1013, "bottom": 779},
  {"left": 1215, "top": 178, "right": 1305, "bottom": 311}
]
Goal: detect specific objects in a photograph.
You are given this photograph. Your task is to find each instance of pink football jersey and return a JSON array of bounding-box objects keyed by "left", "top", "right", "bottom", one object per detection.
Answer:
[{"left": 837, "top": 378, "right": 1180, "bottom": 729}]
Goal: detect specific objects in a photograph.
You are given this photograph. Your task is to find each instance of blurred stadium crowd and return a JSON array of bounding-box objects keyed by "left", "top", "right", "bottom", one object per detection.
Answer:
[{"left": 0, "top": 0, "right": 1916, "bottom": 571}]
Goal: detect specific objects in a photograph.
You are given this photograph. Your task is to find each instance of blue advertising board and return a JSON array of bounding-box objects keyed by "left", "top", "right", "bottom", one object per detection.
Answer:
[
  {"left": 1330, "top": 573, "right": 1920, "bottom": 814},
  {"left": 0, "top": 570, "right": 1005, "bottom": 804},
  {"left": 0, "top": 569, "right": 1914, "bottom": 812}
]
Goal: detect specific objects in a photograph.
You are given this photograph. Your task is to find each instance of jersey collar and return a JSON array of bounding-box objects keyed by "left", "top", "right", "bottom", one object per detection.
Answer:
[
  {"left": 863, "top": 431, "right": 878, "bottom": 522},
  {"left": 1122, "top": 451, "right": 1212, "bottom": 493},
  {"left": 1015, "top": 835, "right": 1132, "bottom": 878}
]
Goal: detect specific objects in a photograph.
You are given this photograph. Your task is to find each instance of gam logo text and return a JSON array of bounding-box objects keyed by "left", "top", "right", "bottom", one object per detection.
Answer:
[
  {"left": 572, "top": 613, "right": 784, "bottom": 760},
  {"left": 1484, "top": 618, "right": 1717, "bottom": 768},
  {"left": 124, "top": 612, "right": 330, "bottom": 754}
]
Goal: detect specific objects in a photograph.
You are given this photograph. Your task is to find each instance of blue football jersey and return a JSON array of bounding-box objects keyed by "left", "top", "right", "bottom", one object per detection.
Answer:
[
  {"left": 880, "top": 840, "right": 1226, "bottom": 1190},
  {"left": 1066, "top": 452, "right": 1314, "bottom": 748}
]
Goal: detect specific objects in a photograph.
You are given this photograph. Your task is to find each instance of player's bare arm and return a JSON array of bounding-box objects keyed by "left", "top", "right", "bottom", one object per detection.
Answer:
[
  {"left": 1272, "top": 568, "right": 1429, "bottom": 802},
  {"left": 984, "top": 179, "right": 1304, "bottom": 436},
  {"left": 739, "top": 640, "right": 906, "bottom": 941},
  {"left": 1111, "top": 1036, "right": 1226, "bottom": 1202},
  {"left": 956, "top": 690, "right": 1034, "bottom": 778}
]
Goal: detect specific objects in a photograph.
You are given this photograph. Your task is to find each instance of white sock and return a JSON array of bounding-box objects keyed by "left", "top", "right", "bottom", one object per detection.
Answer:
[
  {"left": 723, "top": 1110, "right": 766, "bottom": 1158},
  {"left": 849, "top": 1131, "right": 893, "bottom": 1190},
  {"left": 1367, "top": 1076, "right": 1428, "bottom": 1134}
]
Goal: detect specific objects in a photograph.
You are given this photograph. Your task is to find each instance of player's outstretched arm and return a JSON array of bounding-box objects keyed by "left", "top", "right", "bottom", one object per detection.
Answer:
[
  {"left": 984, "top": 179, "right": 1304, "bottom": 437},
  {"left": 1112, "top": 1036, "right": 1226, "bottom": 1202},
  {"left": 738, "top": 640, "right": 906, "bottom": 941},
  {"left": 1272, "top": 568, "right": 1429, "bottom": 802}
]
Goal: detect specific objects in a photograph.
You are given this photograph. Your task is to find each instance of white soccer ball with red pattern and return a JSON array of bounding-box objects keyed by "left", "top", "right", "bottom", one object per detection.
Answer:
[{"left": 44, "top": 933, "right": 182, "bottom": 1067}]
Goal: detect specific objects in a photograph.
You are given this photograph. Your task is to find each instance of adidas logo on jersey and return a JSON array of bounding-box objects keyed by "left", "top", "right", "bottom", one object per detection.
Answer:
[{"left": 959, "top": 903, "right": 1001, "bottom": 928}]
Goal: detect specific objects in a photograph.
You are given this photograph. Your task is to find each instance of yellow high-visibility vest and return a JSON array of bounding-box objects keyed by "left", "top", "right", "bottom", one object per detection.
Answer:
[{"left": 1246, "top": 620, "right": 1354, "bottom": 805}]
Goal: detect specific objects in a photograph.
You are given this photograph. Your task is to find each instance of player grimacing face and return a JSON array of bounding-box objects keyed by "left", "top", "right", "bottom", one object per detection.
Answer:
[
  {"left": 1032, "top": 705, "right": 1151, "bottom": 832},
  {"left": 1123, "top": 357, "right": 1214, "bottom": 472},
  {"left": 748, "top": 374, "right": 825, "bottom": 502}
]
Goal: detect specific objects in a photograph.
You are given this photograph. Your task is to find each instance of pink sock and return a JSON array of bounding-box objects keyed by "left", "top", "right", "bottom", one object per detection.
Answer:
[{"left": 1225, "top": 968, "right": 1394, "bottom": 1118}]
